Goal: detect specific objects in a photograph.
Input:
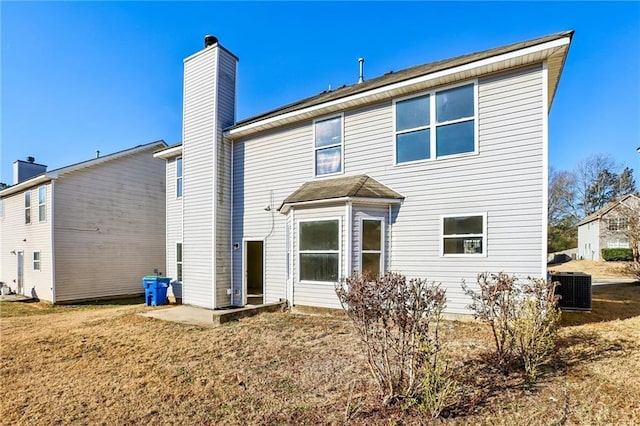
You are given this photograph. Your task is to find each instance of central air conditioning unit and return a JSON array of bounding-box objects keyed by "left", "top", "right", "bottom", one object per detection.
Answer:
[{"left": 551, "top": 272, "right": 592, "bottom": 311}]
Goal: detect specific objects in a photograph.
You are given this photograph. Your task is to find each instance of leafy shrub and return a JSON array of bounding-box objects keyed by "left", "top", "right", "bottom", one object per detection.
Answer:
[
  {"left": 335, "top": 272, "right": 449, "bottom": 407},
  {"left": 462, "top": 273, "right": 561, "bottom": 379},
  {"left": 601, "top": 248, "right": 633, "bottom": 261}
]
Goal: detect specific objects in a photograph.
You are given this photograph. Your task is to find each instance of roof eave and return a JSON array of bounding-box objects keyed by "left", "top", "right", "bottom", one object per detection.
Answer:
[
  {"left": 226, "top": 36, "right": 571, "bottom": 140},
  {"left": 0, "top": 174, "right": 56, "bottom": 197},
  {"left": 153, "top": 144, "right": 183, "bottom": 159},
  {"left": 279, "top": 196, "right": 403, "bottom": 214}
]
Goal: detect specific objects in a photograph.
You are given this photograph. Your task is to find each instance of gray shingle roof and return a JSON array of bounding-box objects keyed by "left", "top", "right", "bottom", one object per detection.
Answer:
[
  {"left": 280, "top": 175, "right": 404, "bottom": 211},
  {"left": 232, "top": 31, "right": 574, "bottom": 130},
  {"left": 577, "top": 194, "right": 640, "bottom": 226}
]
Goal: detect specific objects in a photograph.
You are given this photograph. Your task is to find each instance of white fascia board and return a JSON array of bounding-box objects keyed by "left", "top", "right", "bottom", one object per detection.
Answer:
[
  {"left": 154, "top": 145, "right": 183, "bottom": 159},
  {"left": 227, "top": 37, "right": 571, "bottom": 139},
  {"left": 279, "top": 196, "right": 403, "bottom": 214},
  {"left": 0, "top": 175, "right": 54, "bottom": 197}
]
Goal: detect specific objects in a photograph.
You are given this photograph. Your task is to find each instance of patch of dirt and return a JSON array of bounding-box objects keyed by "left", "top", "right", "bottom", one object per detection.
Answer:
[{"left": 548, "top": 260, "right": 635, "bottom": 280}]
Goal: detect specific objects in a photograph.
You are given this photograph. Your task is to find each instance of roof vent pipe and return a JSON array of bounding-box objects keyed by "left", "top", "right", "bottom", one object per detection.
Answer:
[
  {"left": 204, "top": 35, "right": 218, "bottom": 48},
  {"left": 358, "top": 58, "right": 365, "bottom": 84},
  {"left": 27, "top": 156, "right": 35, "bottom": 163},
  {"left": 96, "top": 150, "right": 100, "bottom": 159}
]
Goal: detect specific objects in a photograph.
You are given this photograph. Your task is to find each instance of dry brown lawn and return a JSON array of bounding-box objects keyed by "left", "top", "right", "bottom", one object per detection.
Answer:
[
  {"left": 548, "top": 259, "right": 634, "bottom": 280},
  {"left": 1, "top": 284, "right": 639, "bottom": 425}
]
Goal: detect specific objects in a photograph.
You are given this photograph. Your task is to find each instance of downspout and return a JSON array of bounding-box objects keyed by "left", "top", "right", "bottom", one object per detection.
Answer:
[
  {"left": 230, "top": 140, "right": 234, "bottom": 306},
  {"left": 388, "top": 204, "right": 392, "bottom": 272},
  {"left": 50, "top": 180, "right": 56, "bottom": 303},
  {"left": 345, "top": 202, "right": 352, "bottom": 277}
]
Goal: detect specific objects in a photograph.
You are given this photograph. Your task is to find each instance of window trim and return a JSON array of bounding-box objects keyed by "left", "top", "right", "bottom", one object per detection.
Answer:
[
  {"left": 393, "top": 80, "right": 479, "bottom": 166},
  {"left": 38, "top": 186, "right": 46, "bottom": 222},
  {"left": 440, "top": 212, "right": 487, "bottom": 258},
  {"left": 312, "top": 113, "right": 345, "bottom": 178},
  {"left": 607, "top": 217, "right": 628, "bottom": 232},
  {"left": 297, "top": 217, "right": 342, "bottom": 284},
  {"left": 24, "top": 191, "right": 31, "bottom": 224},
  {"left": 176, "top": 157, "right": 183, "bottom": 199},
  {"left": 176, "top": 242, "right": 183, "bottom": 282},
  {"left": 359, "top": 216, "right": 385, "bottom": 276},
  {"left": 33, "top": 251, "right": 41, "bottom": 271}
]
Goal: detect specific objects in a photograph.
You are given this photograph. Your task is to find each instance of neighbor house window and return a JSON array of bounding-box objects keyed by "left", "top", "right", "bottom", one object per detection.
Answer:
[
  {"left": 24, "top": 191, "right": 31, "bottom": 224},
  {"left": 176, "top": 157, "right": 183, "bottom": 198},
  {"left": 361, "top": 219, "right": 383, "bottom": 276},
  {"left": 607, "top": 217, "right": 628, "bottom": 231},
  {"left": 176, "top": 243, "right": 183, "bottom": 281},
  {"left": 299, "top": 219, "right": 340, "bottom": 282},
  {"left": 607, "top": 239, "right": 630, "bottom": 248},
  {"left": 314, "top": 116, "right": 343, "bottom": 176},
  {"left": 38, "top": 186, "right": 46, "bottom": 222},
  {"left": 442, "top": 214, "right": 486, "bottom": 256},
  {"left": 395, "top": 83, "right": 476, "bottom": 163},
  {"left": 33, "top": 251, "right": 41, "bottom": 271}
]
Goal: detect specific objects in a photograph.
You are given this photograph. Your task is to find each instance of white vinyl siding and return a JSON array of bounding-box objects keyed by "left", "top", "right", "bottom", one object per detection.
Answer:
[
  {"left": 53, "top": 149, "right": 166, "bottom": 302},
  {"left": 578, "top": 221, "right": 600, "bottom": 260},
  {"left": 233, "top": 65, "right": 545, "bottom": 314},
  {"left": 0, "top": 183, "right": 53, "bottom": 300}
]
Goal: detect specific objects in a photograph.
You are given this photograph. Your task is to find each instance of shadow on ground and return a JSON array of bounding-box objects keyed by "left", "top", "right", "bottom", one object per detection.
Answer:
[{"left": 561, "top": 282, "right": 640, "bottom": 326}]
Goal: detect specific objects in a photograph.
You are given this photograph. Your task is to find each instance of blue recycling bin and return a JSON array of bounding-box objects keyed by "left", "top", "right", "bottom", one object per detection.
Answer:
[{"left": 142, "top": 275, "right": 171, "bottom": 306}]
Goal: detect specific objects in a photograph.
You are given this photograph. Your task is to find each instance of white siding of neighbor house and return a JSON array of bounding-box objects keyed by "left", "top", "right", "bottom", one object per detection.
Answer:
[
  {"left": 182, "top": 45, "right": 236, "bottom": 309},
  {"left": 165, "top": 156, "right": 183, "bottom": 299},
  {"left": 53, "top": 149, "right": 166, "bottom": 302},
  {"left": 0, "top": 183, "right": 54, "bottom": 301},
  {"left": 233, "top": 65, "right": 546, "bottom": 314},
  {"left": 578, "top": 221, "right": 600, "bottom": 260}
]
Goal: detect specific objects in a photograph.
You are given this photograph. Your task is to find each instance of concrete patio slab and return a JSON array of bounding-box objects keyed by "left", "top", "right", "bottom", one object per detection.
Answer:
[{"left": 139, "top": 301, "right": 286, "bottom": 327}]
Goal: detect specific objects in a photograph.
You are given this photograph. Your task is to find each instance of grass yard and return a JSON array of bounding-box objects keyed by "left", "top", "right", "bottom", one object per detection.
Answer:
[{"left": 1, "top": 283, "right": 639, "bottom": 425}]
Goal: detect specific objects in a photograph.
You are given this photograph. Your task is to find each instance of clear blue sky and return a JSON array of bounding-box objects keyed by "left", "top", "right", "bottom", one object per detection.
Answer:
[{"left": 1, "top": 1, "right": 639, "bottom": 185}]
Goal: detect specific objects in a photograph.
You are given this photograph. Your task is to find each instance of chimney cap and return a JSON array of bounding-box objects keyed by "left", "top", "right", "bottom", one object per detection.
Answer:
[
  {"left": 27, "top": 156, "right": 35, "bottom": 163},
  {"left": 204, "top": 35, "right": 218, "bottom": 48}
]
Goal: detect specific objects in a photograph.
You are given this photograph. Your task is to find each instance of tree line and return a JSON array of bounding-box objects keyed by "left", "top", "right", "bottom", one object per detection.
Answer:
[{"left": 548, "top": 153, "right": 637, "bottom": 253}]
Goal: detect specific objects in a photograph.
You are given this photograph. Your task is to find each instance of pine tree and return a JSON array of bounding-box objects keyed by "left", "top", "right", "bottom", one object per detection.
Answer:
[{"left": 615, "top": 167, "right": 636, "bottom": 197}]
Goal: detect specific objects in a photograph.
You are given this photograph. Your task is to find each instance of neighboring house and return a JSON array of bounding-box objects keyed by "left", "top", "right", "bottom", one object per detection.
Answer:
[
  {"left": 155, "top": 31, "right": 573, "bottom": 314},
  {"left": 577, "top": 194, "right": 640, "bottom": 260},
  {"left": 0, "top": 141, "right": 167, "bottom": 303}
]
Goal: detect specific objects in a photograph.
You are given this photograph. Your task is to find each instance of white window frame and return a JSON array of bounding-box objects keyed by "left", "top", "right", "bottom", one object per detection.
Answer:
[
  {"left": 393, "top": 80, "right": 478, "bottom": 165},
  {"left": 359, "top": 217, "right": 385, "bottom": 276},
  {"left": 440, "top": 213, "right": 487, "bottom": 257},
  {"left": 24, "top": 191, "right": 31, "bottom": 224},
  {"left": 33, "top": 251, "right": 41, "bottom": 271},
  {"left": 176, "top": 242, "right": 183, "bottom": 282},
  {"left": 607, "top": 217, "right": 628, "bottom": 232},
  {"left": 312, "top": 113, "right": 345, "bottom": 178},
  {"left": 298, "top": 217, "right": 342, "bottom": 284},
  {"left": 176, "top": 157, "right": 183, "bottom": 198},
  {"left": 38, "top": 186, "right": 46, "bottom": 222}
]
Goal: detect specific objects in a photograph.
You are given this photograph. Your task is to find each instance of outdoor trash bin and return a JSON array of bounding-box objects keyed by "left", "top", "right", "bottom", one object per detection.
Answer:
[{"left": 142, "top": 275, "right": 171, "bottom": 306}]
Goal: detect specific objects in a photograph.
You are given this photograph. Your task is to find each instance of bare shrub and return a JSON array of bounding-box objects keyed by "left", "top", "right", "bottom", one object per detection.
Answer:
[
  {"left": 335, "top": 272, "right": 447, "bottom": 406},
  {"left": 512, "top": 278, "right": 561, "bottom": 379},
  {"left": 463, "top": 273, "right": 561, "bottom": 379},
  {"left": 462, "top": 272, "right": 518, "bottom": 369},
  {"left": 417, "top": 358, "right": 460, "bottom": 418}
]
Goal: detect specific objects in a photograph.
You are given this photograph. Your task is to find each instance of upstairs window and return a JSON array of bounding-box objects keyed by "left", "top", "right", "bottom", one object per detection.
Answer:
[
  {"left": 25, "top": 191, "right": 31, "bottom": 224},
  {"left": 299, "top": 219, "right": 340, "bottom": 282},
  {"left": 38, "top": 186, "right": 46, "bottom": 222},
  {"left": 314, "top": 116, "right": 343, "bottom": 176},
  {"left": 442, "top": 214, "right": 486, "bottom": 256},
  {"left": 395, "top": 83, "right": 476, "bottom": 163},
  {"left": 608, "top": 217, "right": 628, "bottom": 231},
  {"left": 176, "top": 157, "right": 183, "bottom": 198}
]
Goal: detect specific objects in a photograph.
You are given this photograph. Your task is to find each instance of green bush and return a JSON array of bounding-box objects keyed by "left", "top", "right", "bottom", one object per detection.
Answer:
[{"left": 601, "top": 248, "right": 633, "bottom": 261}]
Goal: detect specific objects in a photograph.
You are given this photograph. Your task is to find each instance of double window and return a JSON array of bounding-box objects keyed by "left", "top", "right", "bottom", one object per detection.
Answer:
[
  {"left": 361, "top": 219, "right": 383, "bottom": 276},
  {"left": 395, "top": 83, "right": 476, "bottom": 163},
  {"left": 176, "top": 157, "right": 183, "bottom": 198},
  {"left": 38, "top": 186, "right": 46, "bottom": 222},
  {"left": 299, "top": 219, "right": 340, "bottom": 282},
  {"left": 24, "top": 191, "right": 31, "bottom": 224},
  {"left": 608, "top": 217, "right": 628, "bottom": 232},
  {"left": 442, "top": 214, "right": 486, "bottom": 256},
  {"left": 314, "top": 116, "right": 343, "bottom": 176}
]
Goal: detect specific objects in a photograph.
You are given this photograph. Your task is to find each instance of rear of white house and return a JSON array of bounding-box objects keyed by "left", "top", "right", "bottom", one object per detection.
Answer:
[
  {"left": 156, "top": 31, "right": 573, "bottom": 313},
  {"left": 0, "top": 141, "right": 167, "bottom": 303}
]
